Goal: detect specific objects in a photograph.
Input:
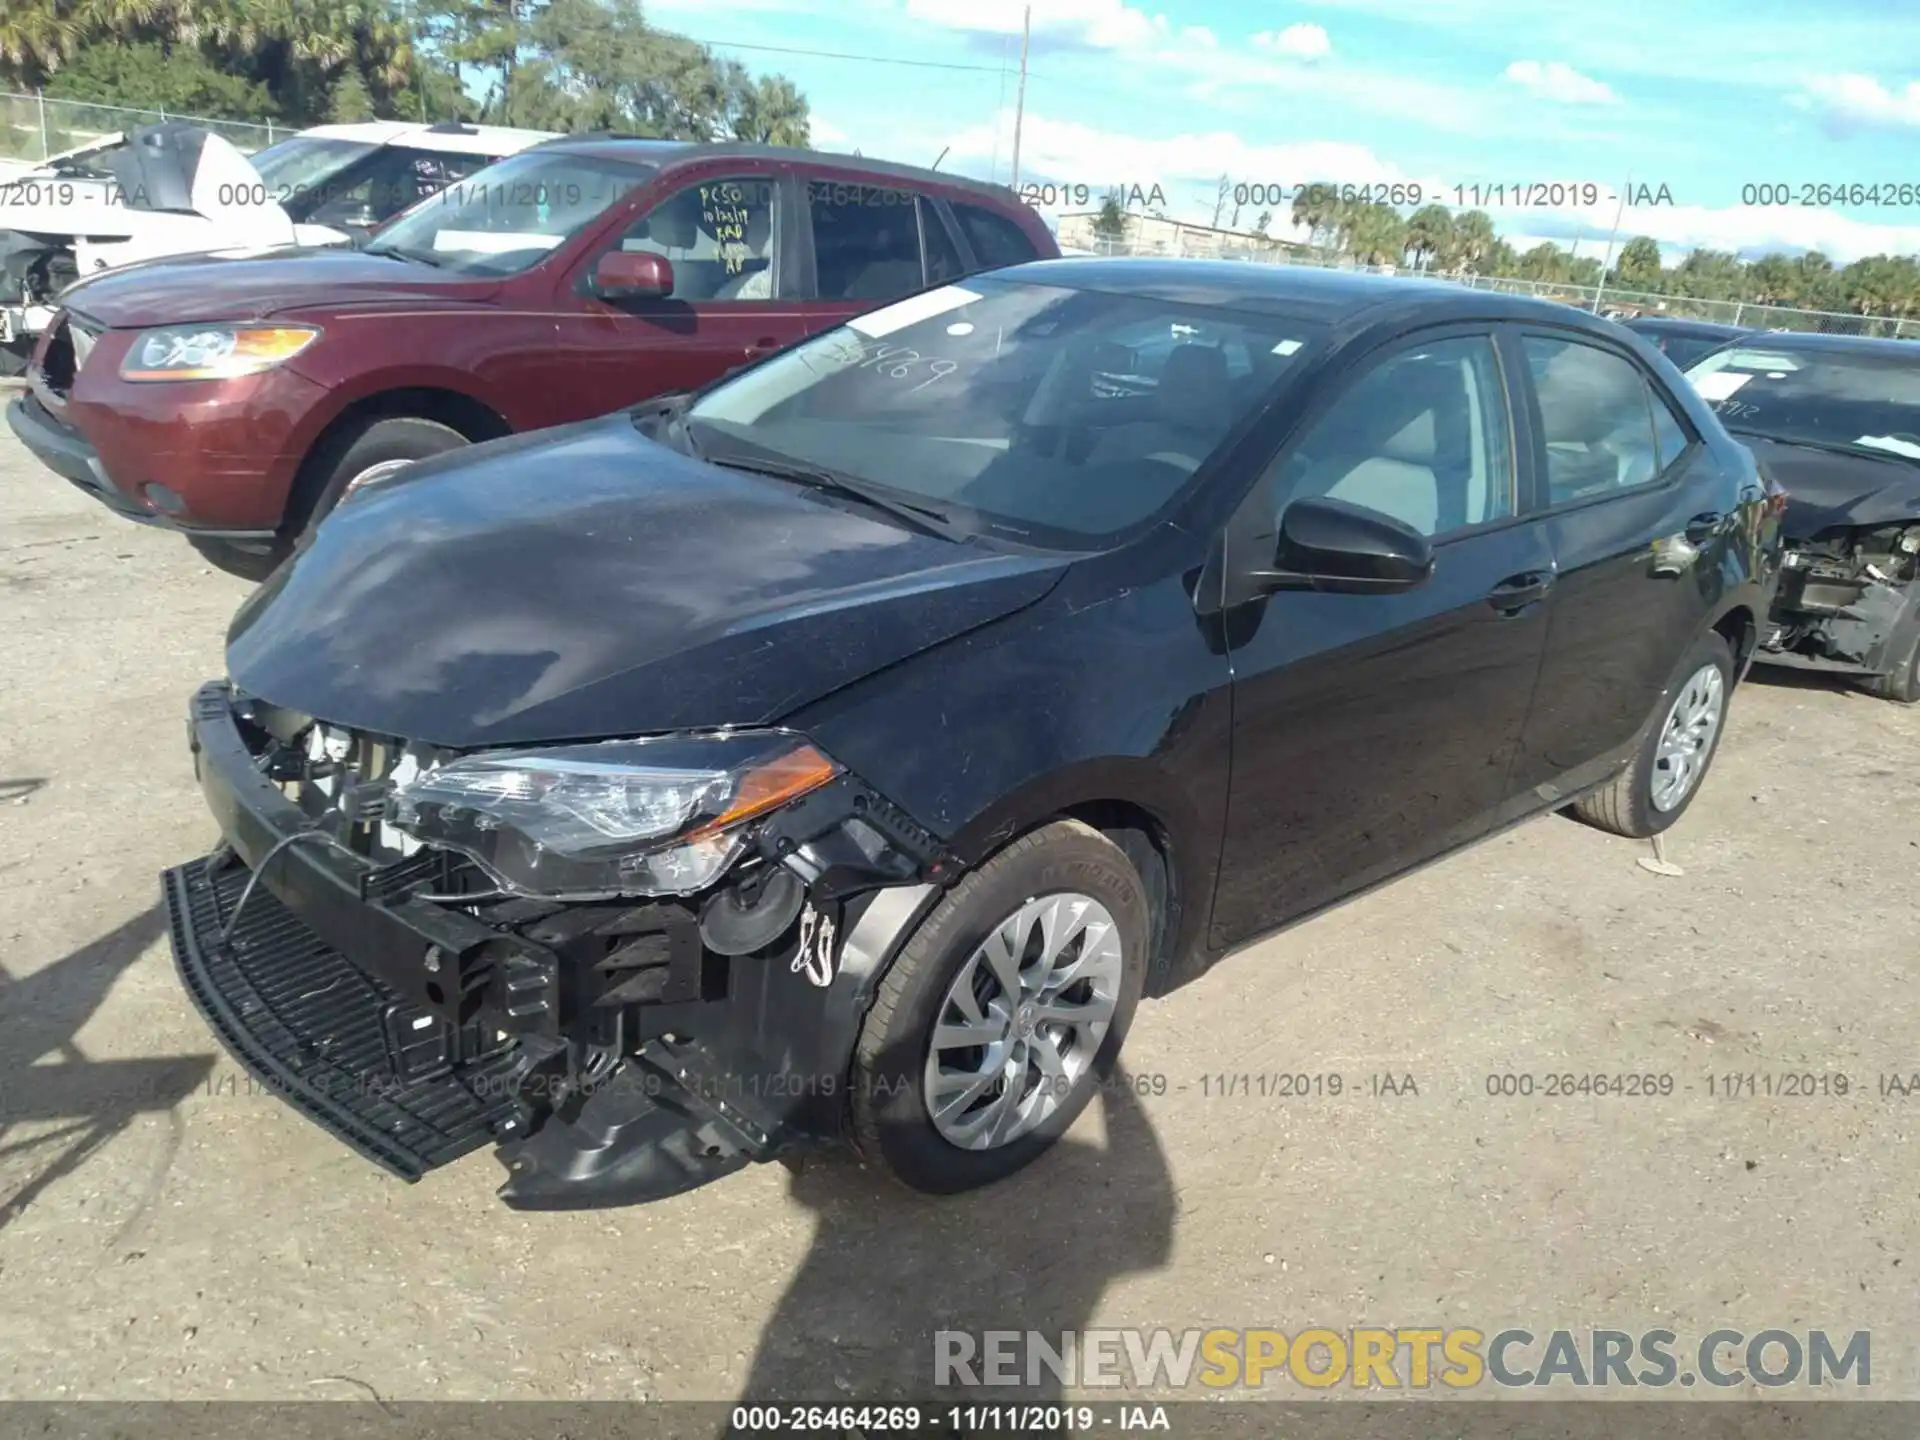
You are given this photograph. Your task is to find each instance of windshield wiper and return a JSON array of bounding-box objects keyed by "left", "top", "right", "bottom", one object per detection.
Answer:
[
  {"left": 362, "top": 243, "right": 444, "bottom": 268},
  {"left": 702, "top": 451, "right": 964, "bottom": 540}
]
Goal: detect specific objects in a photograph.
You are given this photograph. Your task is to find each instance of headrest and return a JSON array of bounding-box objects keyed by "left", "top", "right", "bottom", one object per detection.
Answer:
[
  {"left": 1155, "top": 344, "right": 1233, "bottom": 432},
  {"left": 647, "top": 202, "right": 699, "bottom": 249}
]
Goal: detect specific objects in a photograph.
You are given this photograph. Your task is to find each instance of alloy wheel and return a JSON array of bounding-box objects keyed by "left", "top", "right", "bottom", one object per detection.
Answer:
[
  {"left": 1650, "top": 662, "right": 1725, "bottom": 812},
  {"left": 923, "top": 892, "right": 1124, "bottom": 1150}
]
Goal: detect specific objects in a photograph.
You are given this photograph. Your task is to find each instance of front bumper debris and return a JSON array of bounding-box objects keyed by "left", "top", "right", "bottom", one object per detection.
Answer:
[
  {"left": 165, "top": 853, "right": 530, "bottom": 1179},
  {"left": 166, "top": 680, "right": 951, "bottom": 1206}
]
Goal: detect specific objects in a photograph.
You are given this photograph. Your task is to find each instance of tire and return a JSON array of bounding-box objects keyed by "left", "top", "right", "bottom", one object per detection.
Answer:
[
  {"left": 187, "top": 535, "right": 290, "bottom": 582},
  {"left": 290, "top": 416, "right": 470, "bottom": 546},
  {"left": 1862, "top": 623, "right": 1920, "bottom": 704},
  {"left": 1574, "top": 629, "right": 1735, "bottom": 839},
  {"left": 850, "top": 819, "right": 1151, "bottom": 1195}
]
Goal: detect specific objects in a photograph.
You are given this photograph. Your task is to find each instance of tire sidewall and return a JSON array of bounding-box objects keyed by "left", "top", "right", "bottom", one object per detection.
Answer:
[
  {"left": 300, "top": 417, "right": 469, "bottom": 538},
  {"left": 1627, "top": 630, "right": 1735, "bottom": 835},
  {"left": 854, "top": 827, "right": 1150, "bottom": 1193}
]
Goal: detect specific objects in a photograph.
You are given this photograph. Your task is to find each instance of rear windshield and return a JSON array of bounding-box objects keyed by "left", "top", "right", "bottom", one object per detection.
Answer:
[
  {"left": 249, "top": 137, "right": 378, "bottom": 199},
  {"left": 1686, "top": 345, "right": 1920, "bottom": 459},
  {"left": 686, "top": 276, "right": 1324, "bottom": 548}
]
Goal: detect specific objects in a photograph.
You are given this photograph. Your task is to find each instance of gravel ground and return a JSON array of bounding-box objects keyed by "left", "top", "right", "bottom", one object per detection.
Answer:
[{"left": 1, "top": 406, "right": 1917, "bottom": 1405}]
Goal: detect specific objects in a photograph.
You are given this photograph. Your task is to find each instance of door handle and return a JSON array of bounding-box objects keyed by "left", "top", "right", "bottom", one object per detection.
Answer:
[
  {"left": 1683, "top": 511, "right": 1724, "bottom": 543},
  {"left": 1487, "top": 570, "right": 1554, "bottom": 616}
]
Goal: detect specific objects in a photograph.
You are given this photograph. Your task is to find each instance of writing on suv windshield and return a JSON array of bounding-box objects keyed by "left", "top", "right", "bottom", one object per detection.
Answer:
[
  {"left": 365, "top": 153, "right": 654, "bottom": 275},
  {"left": 1686, "top": 345, "right": 1920, "bottom": 459},
  {"left": 685, "top": 277, "right": 1323, "bottom": 548}
]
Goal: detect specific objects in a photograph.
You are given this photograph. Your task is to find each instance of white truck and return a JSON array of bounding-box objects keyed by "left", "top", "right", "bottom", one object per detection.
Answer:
[{"left": 0, "top": 118, "right": 558, "bottom": 372}]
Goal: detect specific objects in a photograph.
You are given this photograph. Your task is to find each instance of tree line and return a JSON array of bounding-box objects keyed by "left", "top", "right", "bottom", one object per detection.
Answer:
[
  {"left": 0, "top": 0, "right": 809, "bottom": 145},
  {"left": 1092, "top": 186, "right": 1920, "bottom": 325}
]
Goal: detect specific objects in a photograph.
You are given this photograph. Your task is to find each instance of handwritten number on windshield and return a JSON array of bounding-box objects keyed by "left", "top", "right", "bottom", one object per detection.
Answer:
[{"left": 852, "top": 341, "right": 960, "bottom": 391}]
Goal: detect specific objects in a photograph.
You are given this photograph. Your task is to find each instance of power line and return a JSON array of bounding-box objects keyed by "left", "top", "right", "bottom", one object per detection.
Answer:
[{"left": 689, "top": 36, "right": 1016, "bottom": 75}]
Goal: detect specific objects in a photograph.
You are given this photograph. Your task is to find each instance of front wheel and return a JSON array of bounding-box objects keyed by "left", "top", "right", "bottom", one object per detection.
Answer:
[
  {"left": 851, "top": 820, "right": 1150, "bottom": 1194},
  {"left": 292, "top": 416, "right": 471, "bottom": 545},
  {"left": 1574, "top": 629, "right": 1735, "bottom": 838}
]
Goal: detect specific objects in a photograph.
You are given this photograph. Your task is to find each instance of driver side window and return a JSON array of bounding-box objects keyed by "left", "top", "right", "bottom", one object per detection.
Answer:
[
  {"left": 1264, "top": 334, "right": 1514, "bottom": 538},
  {"left": 614, "top": 175, "right": 780, "bottom": 302}
]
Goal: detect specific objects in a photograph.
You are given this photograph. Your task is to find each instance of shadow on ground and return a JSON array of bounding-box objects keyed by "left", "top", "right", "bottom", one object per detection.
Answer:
[
  {"left": 0, "top": 902, "right": 215, "bottom": 1233},
  {"left": 739, "top": 1077, "right": 1176, "bottom": 1410}
]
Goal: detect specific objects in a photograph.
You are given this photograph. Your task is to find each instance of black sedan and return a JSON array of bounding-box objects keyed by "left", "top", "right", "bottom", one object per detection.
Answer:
[
  {"left": 163, "top": 260, "right": 1783, "bottom": 1207},
  {"left": 1619, "top": 315, "right": 1752, "bottom": 370},
  {"left": 1684, "top": 330, "right": 1920, "bottom": 701}
]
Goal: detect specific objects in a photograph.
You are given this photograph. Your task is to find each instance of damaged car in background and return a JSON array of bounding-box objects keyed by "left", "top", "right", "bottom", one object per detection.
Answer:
[
  {"left": 166, "top": 262, "right": 1779, "bottom": 1209},
  {"left": 1687, "top": 332, "right": 1920, "bottom": 702},
  {"left": 0, "top": 119, "right": 551, "bottom": 373}
]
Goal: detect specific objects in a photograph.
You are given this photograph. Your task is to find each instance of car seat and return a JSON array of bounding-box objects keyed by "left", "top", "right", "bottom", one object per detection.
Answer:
[
  {"left": 1084, "top": 344, "right": 1235, "bottom": 473},
  {"left": 712, "top": 205, "right": 773, "bottom": 300}
]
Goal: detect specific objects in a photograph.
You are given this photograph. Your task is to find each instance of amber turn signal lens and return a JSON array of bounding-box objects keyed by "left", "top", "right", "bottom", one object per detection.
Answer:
[{"left": 684, "top": 744, "right": 841, "bottom": 840}]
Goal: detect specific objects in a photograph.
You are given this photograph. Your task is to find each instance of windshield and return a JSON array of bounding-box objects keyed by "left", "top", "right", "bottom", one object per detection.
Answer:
[
  {"left": 1686, "top": 345, "right": 1920, "bottom": 459},
  {"left": 684, "top": 277, "right": 1324, "bottom": 547},
  {"left": 364, "top": 151, "right": 654, "bottom": 276},
  {"left": 248, "top": 137, "right": 378, "bottom": 198}
]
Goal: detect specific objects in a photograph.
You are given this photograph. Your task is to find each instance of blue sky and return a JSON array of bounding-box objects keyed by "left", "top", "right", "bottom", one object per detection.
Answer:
[{"left": 648, "top": 0, "right": 1920, "bottom": 263}]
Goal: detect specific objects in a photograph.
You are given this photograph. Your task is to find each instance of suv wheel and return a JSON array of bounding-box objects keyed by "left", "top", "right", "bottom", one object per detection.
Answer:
[
  {"left": 1574, "top": 629, "right": 1735, "bottom": 838},
  {"left": 851, "top": 820, "right": 1149, "bottom": 1194},
  {"left": 294, "top": 416, "right": 470, "bottom": 545}
]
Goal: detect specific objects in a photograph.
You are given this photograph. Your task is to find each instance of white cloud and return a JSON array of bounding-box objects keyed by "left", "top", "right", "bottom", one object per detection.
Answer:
[
  {"left": 901, "top": 0, "right": 1171, "bottom": 50},
  {"left": 1251, "top": 23, "right": 1333, "bottom": 60},
  {"left": 1501, "top": 59, "right": 1620, "bottom": 105},
  {"left": 1792, "top": 73, "right": 1920, "bottom": 132}
]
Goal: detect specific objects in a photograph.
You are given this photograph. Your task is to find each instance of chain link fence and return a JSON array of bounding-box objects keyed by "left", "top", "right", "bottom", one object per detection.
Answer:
[
  {"left": 1070, "top": 233, "right": 1920, "bottom": 340},
  {"left": 0, "top": 90, "right": 278, "bottom": 167}
]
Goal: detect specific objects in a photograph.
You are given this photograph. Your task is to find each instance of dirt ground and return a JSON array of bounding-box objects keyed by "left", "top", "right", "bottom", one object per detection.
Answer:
[{"left": 1, "top": 405, "right": 1917, "bottom": 1405}]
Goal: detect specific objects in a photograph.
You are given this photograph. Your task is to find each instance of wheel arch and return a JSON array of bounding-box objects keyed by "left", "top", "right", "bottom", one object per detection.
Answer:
[
  {"left": 282, "top": 384, "right": 513, "bottom": 536},
  {"left": 1709, "top": 601, "right": 1758, "bottom": 677}
]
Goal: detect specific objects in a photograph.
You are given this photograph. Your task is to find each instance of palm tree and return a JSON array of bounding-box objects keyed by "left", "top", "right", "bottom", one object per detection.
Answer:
[
  {"left": 0, "top": 0, "right": 84, "bottom": 86},
  {"left": 1344, "top": 201, "right": 1406, "bottom": 267},
  {"left": 1404, "top": 203, "right": 1452, "bottom": 272},
  {"left": 1445, "top": 209, "right": 1496, "bottom": 273},
  {"left": 1291, "top": 185, "right": 1342, "bottom": 252}
]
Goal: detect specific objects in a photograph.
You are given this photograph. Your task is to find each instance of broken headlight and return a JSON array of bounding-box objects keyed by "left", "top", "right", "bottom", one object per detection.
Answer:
[{"left": 386, "top": 731, "right": 840, "bottom": 900}]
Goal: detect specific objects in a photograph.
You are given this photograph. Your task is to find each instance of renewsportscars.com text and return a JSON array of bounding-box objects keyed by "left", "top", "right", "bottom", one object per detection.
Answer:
[{"left": 934, "top": 1327, "right": 1871, "bottom": 1390}]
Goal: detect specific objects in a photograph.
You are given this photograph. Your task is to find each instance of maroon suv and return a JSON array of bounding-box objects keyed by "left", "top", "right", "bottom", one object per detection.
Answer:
[{"left": 6, "top": 139, "right": 1056, "bottom": 577}]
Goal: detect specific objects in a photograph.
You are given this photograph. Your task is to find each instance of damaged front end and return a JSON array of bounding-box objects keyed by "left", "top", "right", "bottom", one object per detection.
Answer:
[
  {"left": 165, "top": 681, "right": 958, "bottom": 1208},
  {"left": 1761, "top": 520, "right": 1920, "bottom": 677}
]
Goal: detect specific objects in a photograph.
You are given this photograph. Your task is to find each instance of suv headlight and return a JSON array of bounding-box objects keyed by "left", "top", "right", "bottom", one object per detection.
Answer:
[
  {"left": 386, "top": 731, "right": 841, "bottom": 899},
  {"left": 120, "top": 324, "right": 320, "bottom": 382}
]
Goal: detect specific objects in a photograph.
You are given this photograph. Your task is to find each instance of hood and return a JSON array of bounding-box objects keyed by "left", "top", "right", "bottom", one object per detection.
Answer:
[
  {"left": 1740, "top": 434, "right": 1920, "bottom": 540},
  {"left": 60, "top": 247, "right": 494, "bottom": 327},
  {"left": 225, "top": 415, "right": 1070, "bottom": 748}
]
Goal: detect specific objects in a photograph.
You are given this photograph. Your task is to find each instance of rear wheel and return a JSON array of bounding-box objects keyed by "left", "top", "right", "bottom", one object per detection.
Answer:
[
  {"left": 851, "top": 820, "right": 1150, "bottom": 1194},
  {"left": 1574, "top": 630, "right": 1735, "bottom": 838}
]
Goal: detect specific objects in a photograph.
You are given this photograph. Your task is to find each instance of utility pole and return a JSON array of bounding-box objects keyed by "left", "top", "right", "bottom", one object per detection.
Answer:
[
  {"left": 1590, "top": 173, "right": 1630, "bottom": 315},
  {"left": 1009, "top": 5, "right": 1031, "bottom": 189}
]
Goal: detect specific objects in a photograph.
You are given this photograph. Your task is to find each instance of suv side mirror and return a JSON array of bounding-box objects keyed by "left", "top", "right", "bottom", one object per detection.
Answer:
[
  {"left": 593, "top": 251, "right": 674, "bottom": 300},
  {"left": 1257, "top": 496, "right": 1435, "bottom": 595}
]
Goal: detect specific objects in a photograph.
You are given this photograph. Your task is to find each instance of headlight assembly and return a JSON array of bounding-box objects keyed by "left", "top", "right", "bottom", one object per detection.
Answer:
[
  {"left": 386, "top": 731, "right": 841, "bottom": 899},
  {"left": 120, "top": 324, "right": 320, "bottom": 382}
]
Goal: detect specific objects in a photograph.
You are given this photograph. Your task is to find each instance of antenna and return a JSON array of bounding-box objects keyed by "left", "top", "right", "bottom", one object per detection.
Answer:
[
  {"left": 931, "top": 145, "right": 949, "bottom": 171},
  {"left": 1010, "top": 5, "right": 1031, "bottom": 189}
]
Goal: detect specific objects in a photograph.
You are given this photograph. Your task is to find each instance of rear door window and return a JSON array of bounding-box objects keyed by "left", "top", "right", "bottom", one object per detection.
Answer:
[
  {"left": 1522, "top": 336, "right": 1681, "bottom": 505},
  {"left": 808, "top": 181, "right": 927, "bottom": 301}
]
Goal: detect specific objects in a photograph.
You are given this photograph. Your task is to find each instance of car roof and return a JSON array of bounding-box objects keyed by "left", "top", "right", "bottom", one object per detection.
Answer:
[
  {"left": 1711, "top": 328, "right": 1920, "bottom": 356},
  {"left": 294, "top": 121, "right": 560, "bottom": 156},
  {"left": 526, "top": 137, "right": 1026, "bottom": 205},
  {"left": 1622, "top": 316, "right": 1747, "bottom": 336},
  {"left": 986, "top": 256, "right": 1623, "bottom": 332}
]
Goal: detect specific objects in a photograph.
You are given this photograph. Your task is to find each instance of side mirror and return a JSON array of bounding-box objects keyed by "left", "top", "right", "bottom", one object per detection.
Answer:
[
  {"left": 593, "top": 250, "right": 673, "bottom": 300},
  {"left": 1257, "top": 496, "right": 1435, "bottom": 595}
]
